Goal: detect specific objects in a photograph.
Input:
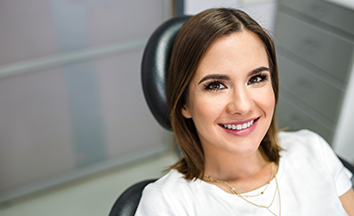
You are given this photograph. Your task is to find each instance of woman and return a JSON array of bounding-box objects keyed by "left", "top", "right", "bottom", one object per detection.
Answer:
[{"left": 136, "top": 8, "right": 354, "bottom": 215}]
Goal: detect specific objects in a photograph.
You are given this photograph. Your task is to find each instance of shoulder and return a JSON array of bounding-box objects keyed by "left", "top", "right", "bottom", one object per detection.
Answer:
[
  {"left": 135, "top": 170, "right": 195, "bottom": 215},
  {"left": 143, "top": 169, "right": 198, "bottom": 202},
  {"left": 278, "top": 129, "right": 352, "bottom": 196},
  {"left": 278, "top": 129, "right": 336, "bottom": 166},
  {"left": 278, "top": 129, "right": 327, "bottom": 154},
  {"left": 278, "top": 129, "right": 322, "bottom": 145},
  {"left": 146, "top": 169, "right": 189, "bottom": 192}
]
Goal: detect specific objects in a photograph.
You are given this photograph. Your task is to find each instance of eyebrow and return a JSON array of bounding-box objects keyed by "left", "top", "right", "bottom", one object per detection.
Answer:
[
  {"left": 249, "top": 66, "right": 270, "bottom": 76},
  {"left": 197, "top": 66, "right": 270, "bottom": 85},
  {"left": 198, "top": 74, "right": 230, "bottom": 85}
]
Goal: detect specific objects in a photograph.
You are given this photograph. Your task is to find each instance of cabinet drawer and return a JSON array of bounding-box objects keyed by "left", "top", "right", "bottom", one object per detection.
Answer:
[
  {"left": 277, "top": 56, "right": 343, "bottom": 122},
  {"left": 279, "top": 0, "right": 354, "bottom": 36},
  {"left": 275, "top": 12, "right": 353, "bottom": 83},
  {"left": 276, "top": 97, "right": 334, "bottom": 143}
]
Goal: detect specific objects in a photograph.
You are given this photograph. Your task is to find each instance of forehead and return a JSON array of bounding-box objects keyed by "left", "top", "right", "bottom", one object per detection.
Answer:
[{"left": 193, "top": 31, "right": 268, "bottom": 79}]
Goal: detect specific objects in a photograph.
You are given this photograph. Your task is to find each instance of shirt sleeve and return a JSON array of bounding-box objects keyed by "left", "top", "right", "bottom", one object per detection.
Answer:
[
  {"left": 313, "top": 132, "right": 353, "bottom": 196},
  {"left": 135, "top": 184, "right": 181, "bottom": 216}
]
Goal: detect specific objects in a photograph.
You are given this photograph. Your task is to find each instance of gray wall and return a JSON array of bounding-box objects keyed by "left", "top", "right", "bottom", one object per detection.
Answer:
[{"left": 0, "top": 0, "right": 171, "bottom": 203}]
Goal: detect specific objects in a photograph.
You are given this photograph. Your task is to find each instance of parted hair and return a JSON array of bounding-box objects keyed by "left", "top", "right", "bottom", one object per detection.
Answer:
[{"left": 166, "top": 8, "right": 281, "bottom": 180}]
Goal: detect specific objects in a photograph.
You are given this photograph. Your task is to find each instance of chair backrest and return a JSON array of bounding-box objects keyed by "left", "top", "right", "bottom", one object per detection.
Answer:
[
  {"left": 109, "top": 179, "right": 156, "bottom": 216},
  {"left": 141, "top": 15, "right": 191, "bottom": 131},
  {"left": 108, "top": 16, "right": 190, "bottom": 216}
]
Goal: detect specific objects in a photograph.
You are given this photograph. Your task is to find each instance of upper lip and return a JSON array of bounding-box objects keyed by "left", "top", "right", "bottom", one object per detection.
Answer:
[{"left": 220, "top": 117, "right": 259, "bottom": 125}]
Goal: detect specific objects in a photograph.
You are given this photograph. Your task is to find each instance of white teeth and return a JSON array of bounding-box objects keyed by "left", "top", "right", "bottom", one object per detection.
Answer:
[{"left": 223, "top": 119, "right": 255, "bottom": 131}]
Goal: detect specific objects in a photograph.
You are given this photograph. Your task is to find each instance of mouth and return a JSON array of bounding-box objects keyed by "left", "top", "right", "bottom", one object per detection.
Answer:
[{"left": 220, "top": 117, "right": 259, "bottom": 131}]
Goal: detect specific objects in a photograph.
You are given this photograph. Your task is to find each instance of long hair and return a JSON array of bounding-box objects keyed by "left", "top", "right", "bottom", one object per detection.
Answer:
[{"left": 167, "top": 8, "right": 281, "bottom": 180}]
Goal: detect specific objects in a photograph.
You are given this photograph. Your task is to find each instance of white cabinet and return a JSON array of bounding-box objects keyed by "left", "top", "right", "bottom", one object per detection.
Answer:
[{"left": 274, "top": 0, "right": 354, "bottom": 144}]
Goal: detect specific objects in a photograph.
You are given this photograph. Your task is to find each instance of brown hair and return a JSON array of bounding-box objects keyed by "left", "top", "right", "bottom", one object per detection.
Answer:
[{"left": 167, "top": 8, "right": 281, "bottom": 180}]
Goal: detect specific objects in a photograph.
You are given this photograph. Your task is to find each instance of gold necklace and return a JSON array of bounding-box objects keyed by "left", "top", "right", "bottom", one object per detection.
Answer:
[
  {"left": 204, "top": 162, "right": 281, "bottom": 216},
  {"left": 205, "top": 163, "right": 273, "bottom": 197},
  {"left": 244, "top": 163, "right": 274, "bottom": 198}
]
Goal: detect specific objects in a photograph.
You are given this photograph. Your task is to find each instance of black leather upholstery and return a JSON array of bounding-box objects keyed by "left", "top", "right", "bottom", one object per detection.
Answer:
[
  {"left": 109, "top": 16, "right": 191, "bottom": 216},
  {"left": 109, "top": 179, "right": 157, "bottom": 216},
  {"left": 141, "top": 15, "right": 191, "bottom": 131},
  {"left": 339, "top": 157, "right": 354, "bottom": 188}
]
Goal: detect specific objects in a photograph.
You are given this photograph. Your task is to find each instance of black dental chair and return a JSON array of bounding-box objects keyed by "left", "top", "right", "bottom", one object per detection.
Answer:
[
  {"left": 108, "top": 15, "right": 190, "bottom": 216},
  {"left": 108, "top": 15, "right": 354, "bottom": 216}
]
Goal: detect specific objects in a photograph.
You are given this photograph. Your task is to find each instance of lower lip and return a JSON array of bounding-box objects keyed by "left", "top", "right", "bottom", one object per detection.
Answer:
[{"left": 221, "top": 119, "right": 258, "bottom": 136}]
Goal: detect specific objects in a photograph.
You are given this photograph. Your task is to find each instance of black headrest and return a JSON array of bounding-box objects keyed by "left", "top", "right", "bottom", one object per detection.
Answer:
[{"left": 141, "top": 15, "right": 191, "bottom": 131}]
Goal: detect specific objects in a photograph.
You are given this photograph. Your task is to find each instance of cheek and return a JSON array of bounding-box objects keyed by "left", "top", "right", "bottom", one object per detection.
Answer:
[
  {"left": 256, "top": 87, "right": 275, "bottom": 113},
  {"left": 190, "top": 95, "right": 226, "bottom": 123}
]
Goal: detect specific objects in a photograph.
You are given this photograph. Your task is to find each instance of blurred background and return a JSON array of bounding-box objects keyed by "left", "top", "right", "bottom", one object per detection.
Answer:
[{"left": 0, "top": 0, "right": 353, "bottom": 215}]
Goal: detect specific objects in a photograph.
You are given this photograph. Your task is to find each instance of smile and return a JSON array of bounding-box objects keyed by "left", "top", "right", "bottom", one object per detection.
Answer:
[{"left": 221, "top": 119, "right": 257, "bottom": 131}]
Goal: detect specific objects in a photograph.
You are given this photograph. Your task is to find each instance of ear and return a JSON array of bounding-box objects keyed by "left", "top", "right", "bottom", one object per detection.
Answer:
[{"left": 181, "top": 104, "right": 192, "bottom": 119}]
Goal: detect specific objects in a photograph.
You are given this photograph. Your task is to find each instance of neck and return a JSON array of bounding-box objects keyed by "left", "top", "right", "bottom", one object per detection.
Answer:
[{"left": 204, "top": 149, "right": 268, "bottom": 181}]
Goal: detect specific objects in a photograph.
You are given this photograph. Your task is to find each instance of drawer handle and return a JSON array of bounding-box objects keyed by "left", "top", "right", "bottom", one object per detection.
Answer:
[{"left": 299, "top": 38, "right": 321, "bottom": 54}]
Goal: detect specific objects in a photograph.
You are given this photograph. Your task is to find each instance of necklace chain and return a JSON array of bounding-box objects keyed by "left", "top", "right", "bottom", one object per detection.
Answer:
[
  {"left": 245, "top": 162, "right": 273, "bottom": 198},
  {"left": 204, "top": 162, "right": 281, "bottom": 216}
]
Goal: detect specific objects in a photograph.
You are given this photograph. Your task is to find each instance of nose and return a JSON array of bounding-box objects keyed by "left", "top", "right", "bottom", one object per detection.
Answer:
[{"left": 226, "top": 87, "right": 253, "bottom": 115}]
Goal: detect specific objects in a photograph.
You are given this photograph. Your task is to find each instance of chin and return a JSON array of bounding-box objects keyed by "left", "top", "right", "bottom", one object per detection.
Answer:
[{"left": 227, "top": 143, "right": 261, "bottom": 157}]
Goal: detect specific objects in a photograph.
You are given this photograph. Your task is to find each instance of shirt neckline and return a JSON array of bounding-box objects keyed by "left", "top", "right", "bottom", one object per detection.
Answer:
[{"left": 196, "top": 157, "right": 284, "bottom": 197}]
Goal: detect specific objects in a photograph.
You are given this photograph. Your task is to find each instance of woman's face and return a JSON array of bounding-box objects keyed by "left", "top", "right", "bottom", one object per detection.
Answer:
[{"left": 182, "top": 31, "right": 275, "bottom": 158}]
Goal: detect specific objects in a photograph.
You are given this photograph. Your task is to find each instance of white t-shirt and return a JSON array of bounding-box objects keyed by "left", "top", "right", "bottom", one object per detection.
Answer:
[{"left": 135, "top": 130, "right": 353, "bottom": 216}]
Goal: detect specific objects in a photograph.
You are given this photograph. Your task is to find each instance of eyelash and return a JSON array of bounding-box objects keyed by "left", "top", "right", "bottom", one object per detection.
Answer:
[
  {"left": 247, "top": 73, "right": 269, "bottom": 85},
  {"left": 204, "top": 80, "right": 225, "bottom": 91},
  {"left": 203, "top": 73, "right": 269, "bottom": 91}
]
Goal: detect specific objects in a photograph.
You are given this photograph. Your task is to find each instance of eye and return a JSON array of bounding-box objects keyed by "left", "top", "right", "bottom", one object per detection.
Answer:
[
  {"left": 248, "top": 74, "right": 269, "bottom": 85},
  {"left": 204, "top": 81, "right": 226, "bottom": 91}
]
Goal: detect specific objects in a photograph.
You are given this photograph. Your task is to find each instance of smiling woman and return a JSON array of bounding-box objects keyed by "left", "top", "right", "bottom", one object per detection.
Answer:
[
  {"left": 135, "top": 8, "right": 354, "bottom": 216},
  {"left": 167, "top": 8, "right": 280, "bottom": 182},
  {"left": 181, "top": 31, "right": 275, "bottom": 170}
]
